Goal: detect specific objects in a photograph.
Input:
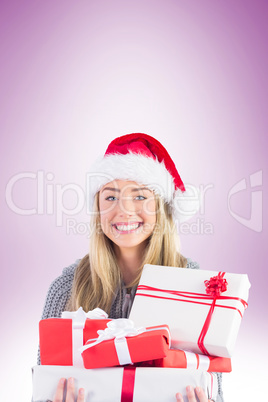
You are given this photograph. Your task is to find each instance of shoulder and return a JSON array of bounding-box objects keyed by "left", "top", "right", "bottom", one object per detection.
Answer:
[
  {"left": 186, "top": 257, "right": 200, "bottom": 270},
  {"left": 61, "top": 258, "right": 81, "bottom": 276},
  {"left": 41, "top": 259, "right": 81, "bottom": 319},
  {"left": 48, "top": 259, "right": 80, "bottom": 294}
]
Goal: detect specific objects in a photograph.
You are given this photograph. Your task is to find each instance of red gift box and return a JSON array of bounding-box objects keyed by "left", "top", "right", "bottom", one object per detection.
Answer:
[
  {"left": 39, "top": 308, "right": 111, "bottom": 366},
  {"left": 80, "top": 319, "right": 171, "bottom": 369},
  {"left": 137, "top": 349, "right": 232, "bottom": 372}
]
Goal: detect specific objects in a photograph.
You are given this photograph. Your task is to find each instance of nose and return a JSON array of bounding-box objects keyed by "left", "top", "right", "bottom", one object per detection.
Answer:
[{"left": 118, "top": 196, "right": 137, "bottom": 217}]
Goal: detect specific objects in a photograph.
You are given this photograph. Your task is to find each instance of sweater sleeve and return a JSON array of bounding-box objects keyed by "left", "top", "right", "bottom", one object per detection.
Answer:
[
  {"left": 186, "top": 257, "right": 200, "bottom": 269},
  {"left": 40, "top": 260, "right": 79, "bottom": 319}
]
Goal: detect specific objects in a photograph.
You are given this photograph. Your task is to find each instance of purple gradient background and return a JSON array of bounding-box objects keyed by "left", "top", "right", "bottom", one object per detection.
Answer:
[{"left": 1, "top": 1, "right": 267, "bottom": 400}]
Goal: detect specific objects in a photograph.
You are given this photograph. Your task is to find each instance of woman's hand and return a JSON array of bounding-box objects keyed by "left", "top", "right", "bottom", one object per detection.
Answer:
[
  {"left": 52, "top": 377, "right": 85, "bottom": 402},
  {"left": 176, "top": 386, "right": 212, "bottom": 402}
]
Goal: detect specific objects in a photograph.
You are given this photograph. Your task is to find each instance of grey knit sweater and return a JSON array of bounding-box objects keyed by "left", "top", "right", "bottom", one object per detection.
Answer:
[{"left": 38, "top": 258, "right": 224, "bottom": 401}]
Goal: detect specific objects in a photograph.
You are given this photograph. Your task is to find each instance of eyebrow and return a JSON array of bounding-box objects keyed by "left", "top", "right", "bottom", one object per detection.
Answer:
[
  {"left": 131, "top": 187, "right": 152, "bottom": 193},
  {"left": 101, "top": 187, "right": 120, "bottom": 193},
  {"left": 101, "top": 187, "right": 152, "bottom": 193}
]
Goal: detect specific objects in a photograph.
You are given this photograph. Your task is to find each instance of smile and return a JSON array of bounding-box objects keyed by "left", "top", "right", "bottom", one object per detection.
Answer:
[{"left": 112, "top": 222, "right": 143, "bottom": 233}]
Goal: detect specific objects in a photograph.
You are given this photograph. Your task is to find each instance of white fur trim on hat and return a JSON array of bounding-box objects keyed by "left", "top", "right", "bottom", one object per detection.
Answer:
[
  {"left": 87, "top": 152, "right": 200, "bottom": 223},
  {"left": 173, "top": 188, "right": 201, "bottom": 223}
]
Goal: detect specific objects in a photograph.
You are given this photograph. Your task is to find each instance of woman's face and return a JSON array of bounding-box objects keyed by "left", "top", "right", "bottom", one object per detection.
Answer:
[{"left": 99, "top": 180, "right": 156, "bottom": 251}]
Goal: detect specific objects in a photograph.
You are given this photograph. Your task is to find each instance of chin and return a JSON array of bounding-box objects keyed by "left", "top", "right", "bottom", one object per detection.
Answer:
[{"left": 113, "top": 236, "right": 149, "bottom": 249}]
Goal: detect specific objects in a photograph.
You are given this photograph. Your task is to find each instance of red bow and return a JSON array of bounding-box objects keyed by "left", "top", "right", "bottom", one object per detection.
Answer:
[{"left": 204, "top": 272, "right": 227, "bottom": 297}]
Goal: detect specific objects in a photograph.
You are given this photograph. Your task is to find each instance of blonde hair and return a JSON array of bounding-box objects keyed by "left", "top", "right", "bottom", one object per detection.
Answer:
[{"left": 69, "top": 193, "right": 187, "bottom": 313}]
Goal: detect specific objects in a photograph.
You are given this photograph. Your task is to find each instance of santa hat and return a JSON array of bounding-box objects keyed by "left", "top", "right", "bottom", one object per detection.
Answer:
[{"left": 87, "top": 133, "right": 199, "bottom": 223}]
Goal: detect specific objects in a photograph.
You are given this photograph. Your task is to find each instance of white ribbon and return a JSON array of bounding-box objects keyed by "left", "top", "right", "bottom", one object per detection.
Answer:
[
  {"left": 198, "top": 354, "right": 211, "bottom": 371},
  {"left": 61, "top": 307, "right": 108, "bottom": 320},
  {"left": 61, "top": 307, "right": 108, "bottom": 367},
  {"left": 184, "top": 350, "right": 210, "bottom": 371},
  {"left": 184, "top": 351, "right": 198, "bottom": 369},
  {"left": 80, "top": 318, "right": 146, "bottom": 366}
]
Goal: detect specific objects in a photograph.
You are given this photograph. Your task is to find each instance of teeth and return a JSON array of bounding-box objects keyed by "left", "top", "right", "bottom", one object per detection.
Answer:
[{"left": 115, "top": 223, "right": 140, "bottom": 231}]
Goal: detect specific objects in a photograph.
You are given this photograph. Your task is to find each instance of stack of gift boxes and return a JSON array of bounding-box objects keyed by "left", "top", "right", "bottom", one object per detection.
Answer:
[{"left": 32, "top": 265, "right": 251, "bottom": 401}]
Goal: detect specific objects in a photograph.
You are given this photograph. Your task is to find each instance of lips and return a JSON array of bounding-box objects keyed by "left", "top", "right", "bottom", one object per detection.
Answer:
[{"left": 112, "top": 222, "right": 143, "bottom": 232}]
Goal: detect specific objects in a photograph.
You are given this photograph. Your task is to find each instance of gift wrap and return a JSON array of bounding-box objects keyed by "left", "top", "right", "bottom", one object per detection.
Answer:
[
  {"left": 129, "top": 264, "right": 250, "bottom": 357},
  {"left": 39, "top": 307, "right": 110, "bottom": 367},
  {"left": 137, "top": 349, "right": 232, "bottom": 372},
  {"left": 32, "top": 365, "right": 218, "bottom": 402},
  {"left": 81, "top": 320, "right": 170, "bottom": 368}
]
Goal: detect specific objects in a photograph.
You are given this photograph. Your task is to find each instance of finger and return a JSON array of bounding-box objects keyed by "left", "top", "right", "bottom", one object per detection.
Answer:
[
  {"left": 186, "top": 386, "right": 197, "bottom": 402},
  {"left": 175, "top": 392, "right": 184, "bottom": 401},
  {"left": 77, "top": 388, "right": 85, "bottom": 402},
  {"left": 195, "top": 386, "right": 210, "bottom": 402},
  {"left": 65, "top": 377, "right": 75, "bottom": 402},
  {"left": 53, "top": 378, "right": 66, "bottom": 402}
]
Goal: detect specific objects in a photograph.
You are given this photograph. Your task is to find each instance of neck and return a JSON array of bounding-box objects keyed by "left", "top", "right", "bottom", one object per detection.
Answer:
[{"left": 114, "top": 243, "right": 146, "bottom": 286}]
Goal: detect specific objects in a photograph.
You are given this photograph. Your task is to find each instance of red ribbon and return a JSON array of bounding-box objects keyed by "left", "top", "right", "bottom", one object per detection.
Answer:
[
  {"left": 121, "top": 366, "right": 136, "bottom": 402},
  {"left": 198, "top": 272, "right": 227, "bottom": 355},
  {"left": 135, "top": 272, "right": 248, "bottom": 356}
]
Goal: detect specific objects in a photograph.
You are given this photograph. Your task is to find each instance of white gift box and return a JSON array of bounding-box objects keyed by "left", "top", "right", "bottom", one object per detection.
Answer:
[
  {"left": 129, "top": 265, "right": 251, "bottom": 357},
  {"left": 32, "top": 365, "right": 218, "bottom": 402}
]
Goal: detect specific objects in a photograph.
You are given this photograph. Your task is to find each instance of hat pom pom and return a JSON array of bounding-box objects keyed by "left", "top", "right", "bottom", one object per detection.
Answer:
[{"left": 172, "top": 187, "right": 201, "bottom": 223}]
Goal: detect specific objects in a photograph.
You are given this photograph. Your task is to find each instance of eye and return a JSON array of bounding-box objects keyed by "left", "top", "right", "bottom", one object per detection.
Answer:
[
  {"left": 135, "top": 195, "right": 146, "bottom": 200},
  {"left": 105, "top": 196, "right": 118, "bottom": 201}
]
